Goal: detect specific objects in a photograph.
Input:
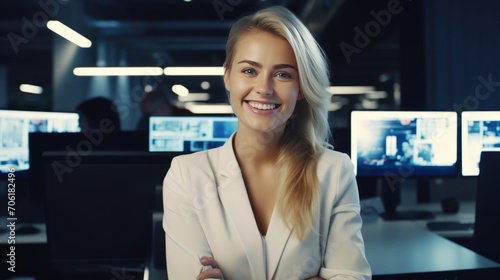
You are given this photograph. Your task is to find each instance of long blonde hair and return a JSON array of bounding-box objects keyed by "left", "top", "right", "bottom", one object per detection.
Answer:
[{"left": 224, "top": 6, "right": 331, "bottom": 240}]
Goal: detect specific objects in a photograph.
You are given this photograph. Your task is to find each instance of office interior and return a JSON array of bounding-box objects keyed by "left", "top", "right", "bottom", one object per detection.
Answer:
[{"left": 1, "top": 0, "right": 500, "bottom": 279}]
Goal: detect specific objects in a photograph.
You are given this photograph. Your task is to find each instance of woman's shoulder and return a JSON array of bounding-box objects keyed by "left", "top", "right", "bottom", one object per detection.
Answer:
[
  {"left": 319, "top": 148, "right": 351, "bottom": 162},
  {"left": 171, "top": 148, "right": 218, "bottom": 166},
  {"left": 318, "top": 148, "right": 354, "bottom": 172}
]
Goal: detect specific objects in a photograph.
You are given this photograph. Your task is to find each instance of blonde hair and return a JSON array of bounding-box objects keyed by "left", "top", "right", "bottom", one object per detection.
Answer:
[{"left": 224, "top": 6, "right": 331, "bottom": 240}]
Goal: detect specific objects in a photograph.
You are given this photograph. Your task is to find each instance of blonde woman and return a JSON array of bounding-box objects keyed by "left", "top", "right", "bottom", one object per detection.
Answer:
[{"left": 163, "top": 6, "right": 371, "bottom": 280}]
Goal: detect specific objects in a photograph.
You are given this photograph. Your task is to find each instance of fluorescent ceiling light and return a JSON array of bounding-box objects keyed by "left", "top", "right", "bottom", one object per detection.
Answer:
[
  {"left": 327, "top": 86, "right": 376, "bottom": 95},
  {"left": 47, "top": 20, "right": 92, "bottom": 48},
  {"left": 366, "top": 91, "right": 388, "bottom": 99},
  {"left": 171, "top": 84, "right": 189, "bottom": 96},
  {"left": 144, "top": 85, "right": 154, "bottom": 92},
  {"left": 185, "top": 103, "right": 233, "bottom": 114},
  {"left": 362, "top": 99, "right": 379, "bottom": 109},
  {"left": 328, "top": 102, "right": 342, "bottom": 111},
  {"left": 178, "top": 93, "right": 210, "bottom": 102},
  {"left": 19, "top": 84, "right": 43, "bottom": 94},
  {"left": 201, "top": 81, "right": 211, "bottom": 90},
  {"left": 73, "top": 67, "right": 163, "bottom": 76},
  {"left": 164, "top": 67, "right": 224, "bottom": 76}
]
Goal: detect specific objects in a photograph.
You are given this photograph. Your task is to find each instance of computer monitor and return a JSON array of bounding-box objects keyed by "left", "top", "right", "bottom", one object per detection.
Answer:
[
  {"left": 0, "top": 109, "right": 80, "bottom": 177},
  {"left": 461, "top": 111, "right": 500, "bottom": 176},
  {"left": 42, "top": 150, "right": 173, "bottom": 276},
  {"left": 474, "top": 151, "right": 500, "bottom": 263},
  {"left": 24, "top": 131, "right": 150, "bottom": 223},
  {"left": 149, "top": 116, "right": 238, "bottom": 152},
  {"left": 351, "top": 111, "right": 458, "bottom": 177}
]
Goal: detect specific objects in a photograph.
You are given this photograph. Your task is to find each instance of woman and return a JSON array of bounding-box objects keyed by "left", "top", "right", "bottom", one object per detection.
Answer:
[{"left": 163, "top": 6, "right": 371, "bottom": 280}]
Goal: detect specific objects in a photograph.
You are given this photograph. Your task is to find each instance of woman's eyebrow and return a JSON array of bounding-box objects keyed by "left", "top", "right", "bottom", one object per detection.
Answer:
[
  {"left": 237, "top": 60, "right": 262, "bottom": 68},
  {"left": 237, "top": 60, "right": 297, "bottom": 71},
  {"left": 274, "top": 63, "right": 297, "bottom": 71}
]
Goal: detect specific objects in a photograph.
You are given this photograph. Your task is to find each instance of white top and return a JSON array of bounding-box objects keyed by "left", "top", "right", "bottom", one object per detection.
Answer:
[{"left": 261, "top": 235, "right": 268, "bottom": 277}]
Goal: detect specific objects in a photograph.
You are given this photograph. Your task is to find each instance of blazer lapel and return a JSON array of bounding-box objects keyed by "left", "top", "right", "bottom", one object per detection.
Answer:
[
  {"left": 216, "top": 135, "right": 266, "bottom": 279},
  {"left": 265, "top": 206, "right": 293, "bottom": 279}
]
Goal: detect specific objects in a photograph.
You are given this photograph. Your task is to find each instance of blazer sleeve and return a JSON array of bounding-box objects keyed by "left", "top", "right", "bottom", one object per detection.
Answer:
[
  {"left": 319, "top": 153, "right": 372, "bottom": 280},
  {"left": 162, "top": 156, "right": 213, "bottom": 279}
]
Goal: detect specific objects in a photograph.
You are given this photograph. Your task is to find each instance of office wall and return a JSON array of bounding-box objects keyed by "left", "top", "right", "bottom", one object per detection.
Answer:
[
  {"left": 396, "top": 0, "right": 499, "bottom": 203},
  {"left": 423, "top": 0, "right": 500, "bottom": 202},
  {"left": 0, "top": 66, "right": 6, "bottom": 108},
  {"left": 52, "top": 1, "right": 141, "bottom": 130},
  {"left": 424, "top": 0, "right": 500, "bottom": 111},
  {"left": 52, "top": 0, "right": 93, "bottom": 113}
]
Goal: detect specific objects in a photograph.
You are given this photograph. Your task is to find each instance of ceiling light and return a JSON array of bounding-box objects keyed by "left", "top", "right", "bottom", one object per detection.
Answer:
[
  {"left": 201, "top": 81, "right": 211, "bottom": 90},
  {"left": 19, "top": 84, "right": 43, "bottom": 94},
  {"left": 164, "top": 67, "right": 224, "bottom": 76},
  {"left": 178, "top": 93, "right": 210, "bottom": 102},
  {"left": 366, "top": 91, "right": 388, "bottom": 99},
  {"left": 47, "top": 20, "right": 92, "bottom": 48},
  {"left": 73, "top": 67, "right": 163, "bottom": 76},
  {"left": 362, "top": 99, "right": 379, "bottom": 109},
  {"left": 171, "top": 84, "right": 189, "bottom": 96},
  {"left": 326, "top": 86, "right": 376, "bottom": 95},
  {"left": 184, "top": 103, "right": 233, "bottom": 114},
  {"left": 328, "top": 102, "right": 342, "bottom": 111}
]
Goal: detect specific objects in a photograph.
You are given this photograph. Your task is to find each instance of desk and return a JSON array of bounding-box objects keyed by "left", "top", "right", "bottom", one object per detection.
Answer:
[
  {"left": 398, "top": 201, "right": 476, "bottom": 238},
  {"left": 362, "top": 216, "right": 499, "bottom": 278},
  {"left": 2, "top": 211, "right": 499, "bottom": 279}
]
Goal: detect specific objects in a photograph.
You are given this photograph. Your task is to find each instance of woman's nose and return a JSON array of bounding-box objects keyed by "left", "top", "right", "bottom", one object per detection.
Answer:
[{"left": 255, "top": 76, "right": 273, "bottom": 95}]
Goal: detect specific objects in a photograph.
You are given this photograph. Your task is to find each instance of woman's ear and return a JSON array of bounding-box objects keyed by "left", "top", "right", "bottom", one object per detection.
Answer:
[
  {"left": 297, "top": 92, "right": 304, "bottom": 100},
  {"left": 223, "top": 69, "right": 230, "bottom": 92}
]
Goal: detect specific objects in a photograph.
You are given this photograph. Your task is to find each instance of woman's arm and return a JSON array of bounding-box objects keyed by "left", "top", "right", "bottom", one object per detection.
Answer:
[
  {"left": 163, "top": 157, "right": 216, "bottom": 279},
  {"left": 319, "top": 153, "right": 372, "bottom": 280}
]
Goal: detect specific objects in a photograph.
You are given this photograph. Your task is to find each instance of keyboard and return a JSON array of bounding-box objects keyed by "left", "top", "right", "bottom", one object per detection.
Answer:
[{"left": 426, "top": 221, "right": 475, "bottom": 231}]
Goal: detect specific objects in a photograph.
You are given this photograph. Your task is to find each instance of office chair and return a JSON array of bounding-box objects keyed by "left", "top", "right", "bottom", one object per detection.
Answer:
[
  {"left": 473, "top": 151, "right": 500, "bottom": 264},
  {"left": 147, "top": 218, "right": 168, "bottom": 280}
]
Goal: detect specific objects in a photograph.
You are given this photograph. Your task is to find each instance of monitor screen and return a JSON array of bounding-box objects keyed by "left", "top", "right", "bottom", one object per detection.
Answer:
[
  {"left": 0, "top": 110, "right": 80, "bottom": 175},
  {"left": 351, "top": 111, "right": 458, "bottom": 177},
  {"left": 42, "top": 150, "right": 172, "bottom": 271},
  {"left": 149, "top": 116, "right": 238, "bottom": 152},
  {"left": 24, "top": 131, "right": 150, "bottom": 223},
  {"left": 461, "top": 111, "right": 500, "bottom": 176}
]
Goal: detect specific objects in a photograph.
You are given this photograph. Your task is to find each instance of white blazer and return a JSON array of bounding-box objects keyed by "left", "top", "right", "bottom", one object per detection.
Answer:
[{"left": 163, "top": 134, "right": 371, "bottom": 280}]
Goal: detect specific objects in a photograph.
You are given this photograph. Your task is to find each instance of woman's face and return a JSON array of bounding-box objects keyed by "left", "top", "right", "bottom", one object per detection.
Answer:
[{"left": 224, "top": 30, "right": 301, "bottom": 135}]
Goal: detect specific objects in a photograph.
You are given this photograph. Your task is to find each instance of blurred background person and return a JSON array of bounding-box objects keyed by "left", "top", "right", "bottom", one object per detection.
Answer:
[
  {"left": 136, "top": 88, "right": 191, "bottom": 131},
  {"left": 76, "top": 96, "right": 121, "bottom": 133}
]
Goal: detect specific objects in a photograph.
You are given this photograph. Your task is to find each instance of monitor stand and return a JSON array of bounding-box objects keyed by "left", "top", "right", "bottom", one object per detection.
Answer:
[{"left": 379, "top": 178, "right": 435, "bottom": 221}]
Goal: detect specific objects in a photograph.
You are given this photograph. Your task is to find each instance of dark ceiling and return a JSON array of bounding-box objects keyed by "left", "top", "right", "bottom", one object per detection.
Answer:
[{"left": 0, "top": 0, "right": 404, "bottom": 109}]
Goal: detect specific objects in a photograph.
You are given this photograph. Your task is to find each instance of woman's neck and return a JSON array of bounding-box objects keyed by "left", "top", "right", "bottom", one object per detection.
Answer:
[{"left": 233, "top": 128, "right": 284, "bottom": 166}]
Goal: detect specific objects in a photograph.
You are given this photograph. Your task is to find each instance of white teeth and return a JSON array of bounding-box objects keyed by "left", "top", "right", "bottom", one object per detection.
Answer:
[{"left": 248, "top": 101, "right": 276, "bottom": 110}]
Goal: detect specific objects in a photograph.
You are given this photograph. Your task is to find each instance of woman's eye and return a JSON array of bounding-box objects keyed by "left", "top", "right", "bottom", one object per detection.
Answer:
[
  {"left": 276, "top": 72, "right": 292, "bottom": 79},
  {"left": 242, "top": 68, "right": 256, "bottom": 75}
]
